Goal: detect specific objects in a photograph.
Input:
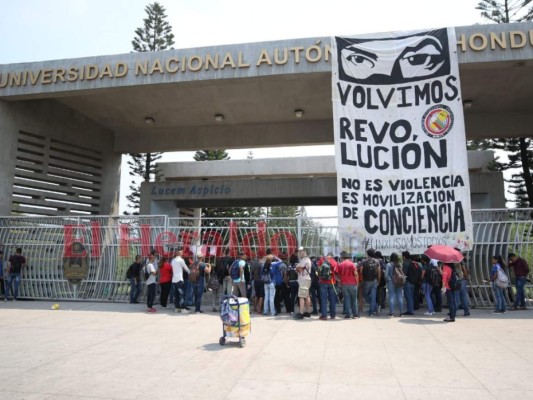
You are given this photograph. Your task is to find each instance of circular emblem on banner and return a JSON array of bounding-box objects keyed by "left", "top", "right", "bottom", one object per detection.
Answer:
[{"left": 422, "top": 105, "right": 454, "bottom": 138}]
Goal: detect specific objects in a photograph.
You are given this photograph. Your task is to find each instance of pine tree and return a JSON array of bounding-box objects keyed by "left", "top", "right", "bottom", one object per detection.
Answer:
[
  {"left": 476, "top": 0, "right": 532, "bottom": 23},
  {"left": 470, "top": 1, "right": 533, "bottom": 207},
  {"left": 125, "top": 2, "right": 175, "bottom": 214}
]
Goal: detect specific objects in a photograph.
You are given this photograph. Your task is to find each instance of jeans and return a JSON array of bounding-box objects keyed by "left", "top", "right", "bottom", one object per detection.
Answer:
[
  {"left": 310, "top": 282, "right": 320, "bottom": 313},
  {"left": 319, "top": 283, "right": 337, "bottom": 318},
  {"left": 493, "top": 283, "right": 506, "bottom": 312},
  {"left": 159, "top": 281, "right": 171, "bottom": 307},
  {"left": 129, "top": 278, "right": 141, "bottom": 303},
  {"left": 388, "top": 283, "right": 404, "bottom": 315},
  {"left": 264, "top": 282, "right": 276, "bottom": 315},
  {"left": 169, "top": 282, "right": 175, "bottom": 304},
  {"left": 431, "top": 285, "right": 442, "bottom": 312},
  {"left": 514, "top": 277, "right": 527, "bottom": 308},
  {"left": 342, "top": 284, "right": 358, "bottom": 317},
  {"left": 422, "top": 282, "right": 434, "bottom": 313},
  {"left": 6, "top": 273, "right": 21, "bottom": 300},
  {"left": 173, "top": 281, "right": 185, "bottom": 309},
  {"left": 404, "top": 281, "right": 415, "bottom": 314},
  {"left": 446, "top": 289, "right": 456, "bottom": 320},
  {"left": 146, "top": 283, "right": 156, "bottom": 308},
  {"left": 288, "top": 281, "right": 299, "bottom": 313},
  {"left": 413, "top": 283, "right": 421, "bottom": 310},
  {"left": 454, "top": 279, "right": 470, "bottom": 314},
  {"left": 274, "top": 284, "right": 289, "bottom": 314},
  {"left": 192, "top": 278, "right": 205, "bottom": 312},
  {"left": 185, "top": 280, "right": 194, "bottom": 306},
  {"left": 363, "top": 280, "right": 378, "bottom": 315}
]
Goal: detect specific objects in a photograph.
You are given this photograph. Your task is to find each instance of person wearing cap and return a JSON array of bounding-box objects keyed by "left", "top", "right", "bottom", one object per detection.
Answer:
[{"left": 191, "top": 253, "right": 211, "bottom": 313}]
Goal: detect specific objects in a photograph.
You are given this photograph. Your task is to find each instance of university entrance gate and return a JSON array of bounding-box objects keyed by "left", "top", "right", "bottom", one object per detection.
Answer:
[{"left": 0, "top": 209, "right": 531, "bottom": 308}]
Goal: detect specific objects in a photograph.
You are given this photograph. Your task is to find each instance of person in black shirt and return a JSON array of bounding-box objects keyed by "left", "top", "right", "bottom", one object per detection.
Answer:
[
  {"left": 126, "top": 255, "right": 142, "bottom": 304},
  {"left": 7, "top": 247, "right": 26, "bottom": 301}
]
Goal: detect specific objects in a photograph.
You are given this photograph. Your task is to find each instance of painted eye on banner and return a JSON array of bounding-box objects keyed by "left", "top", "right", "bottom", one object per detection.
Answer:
[
  {"left": 398, "top": 38, "right": 446, "bottom": 79},
  {"left": 346, "top": 51, "right": 377, "bottom": 69}
]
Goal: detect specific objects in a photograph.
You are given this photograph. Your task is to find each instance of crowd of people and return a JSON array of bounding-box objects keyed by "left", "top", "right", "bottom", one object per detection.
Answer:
[{"left": 128, "top": 246, "right": 530, "bottom": 321}]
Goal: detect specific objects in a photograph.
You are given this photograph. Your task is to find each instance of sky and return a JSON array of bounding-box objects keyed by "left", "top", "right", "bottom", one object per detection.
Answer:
[{"left": 0, "top": 0, "right": 487, "bottom": 215}]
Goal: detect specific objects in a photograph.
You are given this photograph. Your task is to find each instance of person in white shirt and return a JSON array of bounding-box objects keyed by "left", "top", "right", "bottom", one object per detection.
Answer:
[
  {"left": 145, "top": 253, "right": 158, "bottom": 313},
  {"left": 171, "top": 250, "right": 190, "bottom": 313}
]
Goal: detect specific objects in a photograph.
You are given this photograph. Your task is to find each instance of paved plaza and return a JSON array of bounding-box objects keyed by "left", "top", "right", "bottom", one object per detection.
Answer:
[{"left": 0, "top": 300, "right": 532, "bottom": 400}]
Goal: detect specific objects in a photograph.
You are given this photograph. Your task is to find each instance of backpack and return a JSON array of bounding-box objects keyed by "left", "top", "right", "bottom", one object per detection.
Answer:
[
  {"left": 429, "top": 265, "right": 442, "bottom": 287},
  {"left": 407, "top": 261, "right": 422, "bottom": 284},
  {"left": 261, "top": 264, "right": 272, "bottom": 284},
  {"left": 378, "top": 259, "right": 387, "bottom": 286},
  {"left": 495, "top": 266, "right": 509, "bottom": 288},
  {"left": 391, "top": 264, "right": 406, "bottom": 288},
  {"left": 189, "top": 262, "right": 201, "bottom": 283},
  {"left": 143, "top": 264, "right": 150, "bottom": 281},
  {"left": 310, "top": 262, "right": 319, "bottom": 284},
  {"left": 287, "top": 264, "right": 298, "bottom": 281},
  {"left": 271, "top": 262, "right": 283, "bottom": 285},
  {"left": 230, "top": 260, "right": 241, "bottom": 280},
  {"left": 362, "top": 258, "right": 378, "bottom": 281},
  {"left": 126, "top": 264, "right": 134, "bottom": 280},
  {"left": 449, "top": 268, "right": 462, "bottom": 291},
  {"left": 318, "top": 259, "right": 332, "bottom": 280}
]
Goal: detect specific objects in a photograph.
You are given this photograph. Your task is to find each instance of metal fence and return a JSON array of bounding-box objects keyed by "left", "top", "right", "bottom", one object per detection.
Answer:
[{"left": 0, "top": 209, "right": 531, "bottom": 308}]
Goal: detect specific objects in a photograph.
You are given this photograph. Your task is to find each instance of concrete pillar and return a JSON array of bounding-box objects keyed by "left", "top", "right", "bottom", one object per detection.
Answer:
[{"left": 0, "top": 99, "right": 121, "bottom": 216}]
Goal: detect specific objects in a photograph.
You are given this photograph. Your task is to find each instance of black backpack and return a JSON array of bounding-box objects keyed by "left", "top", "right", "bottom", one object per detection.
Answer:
[
  {"left": 287, "top": 264, "right": 298, "bottom": 281},
  {"left": 449, "top": 268, "right": 462, "bottom": 291},
  {"left": 429, "top": 265, "right": 442, "bottom": 287},
  {"left": 407, "top": 261, "right": 422, "bottom": 284},
  {"left": 362, "top": 258, "right": 378, "bottom": 281},
  {"left": 126, "top": 263, "right": 134, "bottom": 280}
]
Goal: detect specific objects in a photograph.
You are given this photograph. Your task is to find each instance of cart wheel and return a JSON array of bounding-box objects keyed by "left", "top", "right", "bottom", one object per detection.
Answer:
[
  {"left": 239, "top": 338, "right": 246, "bottom": 348},
  {"left": 219, "top": 337, "right": 226, "bottom": 346}
]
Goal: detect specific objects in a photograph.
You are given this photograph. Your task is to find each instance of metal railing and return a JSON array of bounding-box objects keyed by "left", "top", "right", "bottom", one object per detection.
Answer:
[{"left": 0, "top": 209, "right": 531, "bottom": 308}]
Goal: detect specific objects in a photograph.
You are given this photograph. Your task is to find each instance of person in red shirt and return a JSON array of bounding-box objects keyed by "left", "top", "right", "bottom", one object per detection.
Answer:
[
  {"left": 158, "top": 256, "right": 173, "bottom": 308},
  {"left": 442, "top": 262, "right": 456, "bottom": 322},
  {"left": 338, "top": 251, "right": 358, "bottom": 319},
  {"left": 317, "top": 253, "right": 338, "bottom": 320}
]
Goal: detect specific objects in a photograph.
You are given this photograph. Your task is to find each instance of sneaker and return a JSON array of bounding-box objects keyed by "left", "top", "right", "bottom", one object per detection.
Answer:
[
  {"left": 351, "top": 315, "right": 357, "bottom": 319},
  {"left": 519, "top": 306, "right": 527, "bottom": 310},
  {"left": 493, "top": 311, "right": 503, "bottom": 314},
  {"left": 443, "top": 318, "right": 455, "bottom": 322},
  {"left": 212, "top": 307, "right": 218, "bottom": 312},
  {"left": 464, "top": 312, "right": 470, "bottom": 316},
  {"left": 330, "top": 315, "right": 336, "bottom": 320},
  {"left": 183, "top": 307, "right": 190, "bottom": 311},
  {"left": 303, "top": 312, "right": 311, "bottom": 318},
  {"left": 319, "top": 316, "right": 327, "bottom": 321},
  {"left": 423, "top": 312, "right": 433, "bottom": 316},
  {"left": 294, "top": 313, "right": 304, "bottom": 320},
  {"left": 510, "top": 306, "right": 518, "bottom": 311},
  {"left": 147, "top": 308, "right": 157, "bottom": 313},
  {"left": 175, "top": 308, "right": 181, "bottom": 313}
]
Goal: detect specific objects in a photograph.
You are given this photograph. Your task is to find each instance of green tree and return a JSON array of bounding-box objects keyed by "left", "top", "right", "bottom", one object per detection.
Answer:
[
  {"left": 470, "top": 0, "right": 533, "bottom": 207},
  {"left": 126, "top": 2, "right": 175, "bottom": 214},
  {"left": 476, "top": 0, "right": 532, "bottom": 23}
]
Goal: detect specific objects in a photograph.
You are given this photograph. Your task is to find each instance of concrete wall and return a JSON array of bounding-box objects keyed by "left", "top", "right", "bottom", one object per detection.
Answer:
[{"left": 0, "top": 99, "right": 121, "bottom": 216}]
